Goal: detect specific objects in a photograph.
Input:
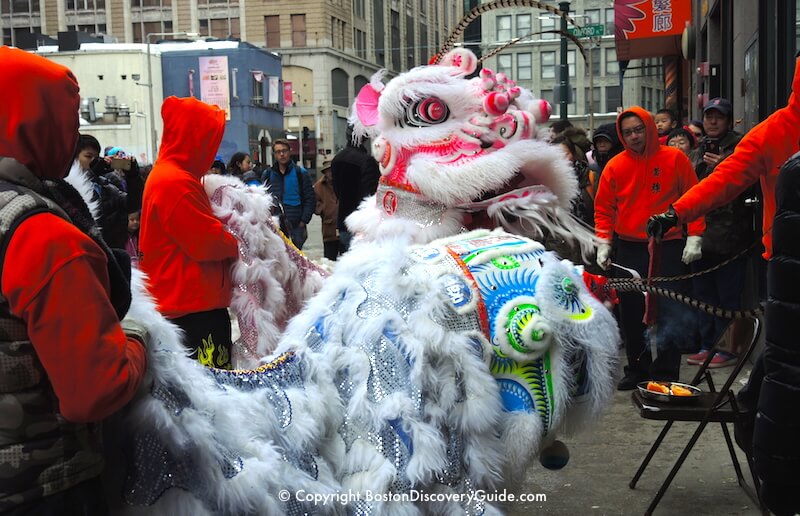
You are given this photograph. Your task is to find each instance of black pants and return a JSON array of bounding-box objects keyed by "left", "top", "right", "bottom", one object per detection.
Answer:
[
  {"left": 171, "top": 308, "right": 233, "bottom": 369},
  {"left": 323, "top": 240, "right": 340, "bottom": 261},
  {"left": 6, "top": 476, "right": 107, "bottom": 516},
  {"left": 614, "top": 239, "right": 692, "bottom": 382}
]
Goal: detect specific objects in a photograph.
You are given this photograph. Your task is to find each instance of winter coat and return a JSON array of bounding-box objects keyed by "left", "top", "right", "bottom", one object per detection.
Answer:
[
  {"left": 265, "top": 161, "right": 316, "bottom": 225},
  {"left": 753, "top": 151, "right": 800, "bottom": 516},
  {"left": 594, "top": 106, "right": 705, "bottom": 242},
  {"left": 673, "top": 56, "right": 800, "bottom": 259},
  {"left": 331, "top": 145, "right": 381, "bottom": 230},
  {"left": 689, "top": 131, "right": 756, "bottom": 256},
  {"left": 0, "top": 47, "right": 146, "bottom": 510},
  {"left": 314, "top": 174, "right": 339, "bottom": 242},
  {"left": 139, "top": 97, "right": 239, "bottom": 319}
]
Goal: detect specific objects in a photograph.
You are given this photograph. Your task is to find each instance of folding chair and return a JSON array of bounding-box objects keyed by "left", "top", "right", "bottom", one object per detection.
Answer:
[{"left": 629, "top": 317, "right": 765, "bottom": 515}]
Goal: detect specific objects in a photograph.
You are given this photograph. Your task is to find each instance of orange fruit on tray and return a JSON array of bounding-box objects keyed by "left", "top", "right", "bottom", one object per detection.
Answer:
[
  {"left": 670, "top": 385, "right": 694, "bottom": 396},
  {"left": 646, "top": 381, "right": 670, "bottom": 394}
]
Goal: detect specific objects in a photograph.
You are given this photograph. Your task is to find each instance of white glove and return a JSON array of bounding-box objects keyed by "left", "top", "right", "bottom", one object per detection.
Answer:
[
  {"left": 596, "top": 241, "right": 612, "bottom": 270},
  {"left": 682, "top": 235, "right": 703, "bottom": 264}
]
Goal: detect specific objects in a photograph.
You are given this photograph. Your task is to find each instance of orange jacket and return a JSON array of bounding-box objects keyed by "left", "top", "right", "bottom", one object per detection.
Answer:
[
  {"left": 594, "top": 106, "right": 705, "bottom": 242},
  {"left": 0, "top": 47, "right": 145, "bottom": 422},
  {"left": 140, "top": 97, "right": 239, "bottom": 318},
  {"left": 673, "top": 58, "right": 800, "bottom": 259}
]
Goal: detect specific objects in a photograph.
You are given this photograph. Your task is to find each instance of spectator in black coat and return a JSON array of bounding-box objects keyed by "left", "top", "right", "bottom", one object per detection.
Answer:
[{"left": 331, "top": 127, "right": 380, "bottom": 252}]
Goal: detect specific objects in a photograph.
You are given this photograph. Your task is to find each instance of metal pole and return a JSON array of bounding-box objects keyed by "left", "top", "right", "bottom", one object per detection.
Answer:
[
  {"left": 298, "top": 128, "right": 303, "bottom": 169},
  {"left": 559, "top": 1, "right": 570, "bottom": 121}
]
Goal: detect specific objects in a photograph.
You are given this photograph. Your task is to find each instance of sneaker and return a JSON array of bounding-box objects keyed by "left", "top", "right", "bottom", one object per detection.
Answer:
[
  {"left": 617, "top": 375, "right": 643, "bottom": 391},
  {"left": 686, "top": 350, "right": 711, "bottom": 365},
  {"left": 707, "top": 352, "right": 737, "bottom": 368}
]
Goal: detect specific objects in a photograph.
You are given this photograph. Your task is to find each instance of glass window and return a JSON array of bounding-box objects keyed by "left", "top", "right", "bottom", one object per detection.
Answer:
[
  {"left": 605, "top": 8, "right": 615, "bottom": 35},
  {"left": 568, "top": 49, "right": 576, "bottom": 78},
  {"left": 497, "top": 54, "right": 512, "bottom": 76},
  {"left": 517, "top": 52, "right": 532, "bottom": 80},
  {"left": 516, "top": 14, "right": 531, "bottom": 39},
  {"left": 585, "top": 9, "right": 600, "bottom": 25},
  {"left": 291, "top": 14, "right": 306, "bottom": 47},
  {"left": 541, "top": 50, "right": 556, "bottom": 79},
  {"left": 584, "top": 86, "right": 601, "bottom": 114},
  {"left": 606, "top": 85, "right": 622, "bottom": 113},
  {"left": 540, "top": 15, "right": 556, "bottom": 40},
  {"left": 606, "top": 47, "right": 619, "bottom": 75},
  {"left": 568, "top": 87, "right": 577, "bottom": 115},
  {"left": 585, "top": 44, "right": 600, "bottom": 77},
  {"left": 252, "top": 75, "right": 264, "bottom": 105},
  {"left": 540, "top": 89, "right": 554, "bottom": 108},
  {"left": 264, "top": 15, "right": 280, "bottom": 47},
  {"left": 497, "top": 15, "right": 511, "bottom": 41}
]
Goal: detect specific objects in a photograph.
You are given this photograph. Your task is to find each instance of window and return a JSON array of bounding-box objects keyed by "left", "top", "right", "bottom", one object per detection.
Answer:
[
  {"left": 419, "top": 24, "right": 428, "bottom": 63},
  {"left": 374, "top": 0, "right": 385, "bottom": 66},
  {"left": 568, "top": 49, "right": 576, "bottom": 78},
  {"left": 252, "top": 75, "right": 264, "bottom": 105},
  {"left": 605, "top": 8, "right": 615, "bottom": 35},
  {"left": 585, "top": 45, "right": 600, "bottom": 77},
  {"left": 133, "top": 20, "right": 174, "bottom": 43},
  {"left": 331, "top": 68, "right": 349, "bottom": 106},
  {"left": 291, "top": 14, "right": 306, "bottom": 47},
  {"left": 585, "top": 9, "right": 600, "bottom": 25},
  {"left": 568, "top": 87, "right": 577, "bottom": 115},
  {"left": 496, "top": 54, "right": 512, "bottom": 76},
  {"left": 584, "top": 87, "right": 601, "bottom": 114},
  {"left": 517, "top": 52, "right": 532, "bottom": 80},
  {"left": 406, "top": 14, "right": 414, "bottom": 66},
  {"left": 354, "top": 0, "right": 365, "bottom": 18},
  {"left": 540, "top": 15, "right": 556, "bottom": 40},
  {"left": 354, "top": 28, "right": 366, "bottom": 59},
  {"left": 204, "top": 17, "right": 238, "bottom": 39},
  {"left": 497, "top": 15, "right": 511, "bottom": 41},
  {"left": 264, "top": 15, "right": 280, "bottom": 47},
  {"left": 606, "top": 48, "right": 619, "bottom": 75},
  {"left": 606, "top": 85, "right": 622, "bottom": 112},
  {"left": 516, "top": 14, "right": 531, "bottom": 39},
  {"left": 541, "top": 50, "right": 556, "bottom": 79},
  {"left": 390, "top": 9, "right": 400, "bottom": 70}
]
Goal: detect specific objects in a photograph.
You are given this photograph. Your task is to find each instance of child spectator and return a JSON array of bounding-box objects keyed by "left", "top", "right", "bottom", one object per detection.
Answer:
[
  {"left": 654, "top": 108, "right": 679, "bottom": 145},
  {"left": 666, "top": 127, "right": 698, "bottom": 156},
  {"left": 126, "top": 210, "right": 141, "bottom": 267}
]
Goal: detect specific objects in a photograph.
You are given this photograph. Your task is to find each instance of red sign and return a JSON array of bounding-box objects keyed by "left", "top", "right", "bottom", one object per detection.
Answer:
[
  {"left": 283, "top": 81, "right": 293, "bottom": 107},
  {"left": 615, "top": 0, "right": 692, "bottom": 59}
]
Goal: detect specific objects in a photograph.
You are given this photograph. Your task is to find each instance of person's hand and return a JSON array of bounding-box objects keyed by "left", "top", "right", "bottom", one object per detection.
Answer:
[
  {"left": 646, "top": 206, "right": 678, "bottom": 240},
  {"left": 703, "top": 152, "right": 722, "bottom": 168},
  {"left": 596, "top": 241, "right": 612, "bottom": 270},
  {"left": 682, "top": 235, "right": 702, "bottom": 264},
  {"left": 121, "top": 316, "right": 149, "bottom": 348}
]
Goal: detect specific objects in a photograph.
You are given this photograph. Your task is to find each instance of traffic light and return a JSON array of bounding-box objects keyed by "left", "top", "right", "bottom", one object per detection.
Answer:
[{"left": 302, "top": 126, "right": 310, "bottom": 141}]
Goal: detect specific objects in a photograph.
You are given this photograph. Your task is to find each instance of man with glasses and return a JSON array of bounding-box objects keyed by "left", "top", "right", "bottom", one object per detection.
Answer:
[
  {"left": 594, "top": 107, "right": 705, "bottom": 390},
  {"left": 265, "top": 139, "right": 316, "bottom": 249}
]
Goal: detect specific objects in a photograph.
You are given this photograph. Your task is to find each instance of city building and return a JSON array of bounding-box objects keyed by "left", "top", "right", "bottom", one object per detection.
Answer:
[
  {"left": 4, "top": 0, "right": 463, "bottom": 171},
  {"left": 480, "top": 0, "right": 663, "bottom": 134},
  {"left": 37, "top": 40, "right": 283, "bottom": 165}
]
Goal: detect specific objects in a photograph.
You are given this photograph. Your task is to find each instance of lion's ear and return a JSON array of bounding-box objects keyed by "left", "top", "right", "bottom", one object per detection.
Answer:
[{"left": 437, "top": 48, "right": 478, "bottom": 76}]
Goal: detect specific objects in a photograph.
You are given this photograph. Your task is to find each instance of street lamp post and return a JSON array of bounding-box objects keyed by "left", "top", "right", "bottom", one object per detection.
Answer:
[
  {"left": 146, "top": 31, "right": 198, "bottom": 162},
  {"left": 559, "top": 1, "right": 570, "bottom": 121}
]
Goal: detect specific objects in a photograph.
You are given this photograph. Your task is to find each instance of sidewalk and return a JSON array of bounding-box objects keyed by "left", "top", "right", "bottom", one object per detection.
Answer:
[{"left": 507, "top": 360, "right": 761, "bottom": 515}]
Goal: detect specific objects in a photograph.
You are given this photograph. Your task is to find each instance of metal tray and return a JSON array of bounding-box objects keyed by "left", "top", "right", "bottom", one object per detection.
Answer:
[{"left": 637, "top": 381, "right": 702, "bottom": 404}]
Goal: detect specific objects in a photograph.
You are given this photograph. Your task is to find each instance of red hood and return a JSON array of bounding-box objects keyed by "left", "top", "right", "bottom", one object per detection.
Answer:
[
  {"left": 616, "top": 106, "right": 660, "bottom": 159},
  {"left": 156, "top": 96, "right": 225, "bottom": 178},
  {"left": 0, "top": 47, "right": 80, "bottom": 179}
]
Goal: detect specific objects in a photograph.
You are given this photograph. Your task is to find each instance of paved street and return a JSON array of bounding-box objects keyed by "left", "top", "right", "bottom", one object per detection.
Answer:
[{"left": 302, "top": 215, "right": 761, "bottom": 516}]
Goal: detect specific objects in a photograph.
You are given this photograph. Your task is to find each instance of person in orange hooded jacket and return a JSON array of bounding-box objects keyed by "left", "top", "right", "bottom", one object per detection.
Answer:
[
  {"left": 139, "top": 97, "right": 239, "bottom": 369},
  {"left": 648, "top": 57, "right": 800, "bottom": 516},
  {"left": 0, "top": 48, "right": 147, "bottom": 513},
  {"left": 594, "top": 107, "right": 705, "bottom": 390}
]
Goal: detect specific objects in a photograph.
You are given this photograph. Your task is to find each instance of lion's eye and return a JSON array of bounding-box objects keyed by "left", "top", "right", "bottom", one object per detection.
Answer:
[{"left": 403, "top": 97, "right": 449, "bottom": 127}]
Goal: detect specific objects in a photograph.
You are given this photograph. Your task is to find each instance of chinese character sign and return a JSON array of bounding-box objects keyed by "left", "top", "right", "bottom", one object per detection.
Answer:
[
  {"left": 614, "top": 0, "right": 691, "bottom": 40},
  {"left": 199, "top": 56, "right": 231, "bottom": 121},
  {"left": 284, "top": 81, "right": 293, "bottom": 107}
]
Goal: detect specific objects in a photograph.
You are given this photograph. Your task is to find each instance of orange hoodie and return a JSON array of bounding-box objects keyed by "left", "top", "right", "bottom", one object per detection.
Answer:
[
  {"left": 0, "top": 47, "right": 145, "bottom": 422},
  {"left": 139, "top": 97, "right": 239, "bottom": 318},
  {"left": 594, "top": 106, "right": 705, "bottom": 242},
  {"left": 673, "top": 59, "right": 800, "bottom": 259}
]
